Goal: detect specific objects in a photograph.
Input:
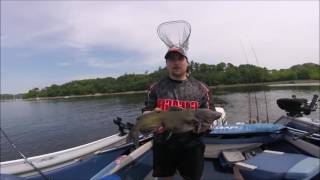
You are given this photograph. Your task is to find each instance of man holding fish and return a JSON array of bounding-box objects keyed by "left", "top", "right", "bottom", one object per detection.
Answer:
[{"left": 139, "top": 20, "right": 221, "bottom": 180}]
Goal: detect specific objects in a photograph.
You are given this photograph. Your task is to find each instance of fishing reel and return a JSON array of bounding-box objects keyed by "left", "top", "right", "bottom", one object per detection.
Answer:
[
  {"left": 113, "top": 117, "right": 134, "bottom": 136},
  {"left": 277, "top": 94, "right": 319, "bottom": 117}
]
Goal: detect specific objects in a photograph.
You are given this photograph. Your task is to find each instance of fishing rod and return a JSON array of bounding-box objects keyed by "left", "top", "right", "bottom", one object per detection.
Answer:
[
  {"left": 253, "top": 93, "right": 260, "bottom": 123},
  {"left": 248, "top": 40, "right": 270, "bottom": 123},
  {"left": 0, "top": 128, "right": 50, "bottom": 180},
  {"left": 240, "top": 40, "right": 252, "bottom": 123},
  {"left": 240, "top": 39, "right": 260, "bottom": 123}
]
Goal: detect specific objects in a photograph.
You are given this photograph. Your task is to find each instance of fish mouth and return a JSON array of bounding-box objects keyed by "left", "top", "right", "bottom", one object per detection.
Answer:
[
  {"left": 195, "top": 110, "right": 222, "bottom": 121},
  {"left": 140, "top": 128, "right": 154, "bottom": 134},
  {"left": 213, "top": 112, "right": 222, "bottom": 119}
]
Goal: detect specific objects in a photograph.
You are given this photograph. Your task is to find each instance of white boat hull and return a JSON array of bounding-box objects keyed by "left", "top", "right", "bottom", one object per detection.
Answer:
[{"left": 1, "top": 134, "right": 128, "bottom": 176}]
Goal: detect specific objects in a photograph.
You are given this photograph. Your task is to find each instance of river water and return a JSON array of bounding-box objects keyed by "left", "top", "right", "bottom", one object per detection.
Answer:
[{"left": 1, "top": 85, "right": 319, "bottom": 161}]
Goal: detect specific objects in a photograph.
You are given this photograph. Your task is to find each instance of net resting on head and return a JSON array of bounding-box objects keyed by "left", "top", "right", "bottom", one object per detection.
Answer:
[{"left": 157, "top": 20, "right": 191, "bottom": 52}]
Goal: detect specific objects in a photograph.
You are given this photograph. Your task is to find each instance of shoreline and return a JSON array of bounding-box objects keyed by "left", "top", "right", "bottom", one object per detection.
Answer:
[
  {"left": 209, "top": 79, "right": 319, "bottom": 89},
  {"left": 22, "top": 90, "right": 148, "bottom": 101},
  {"left": 2, "top": 80, "right": 319, "bottom": 101}
]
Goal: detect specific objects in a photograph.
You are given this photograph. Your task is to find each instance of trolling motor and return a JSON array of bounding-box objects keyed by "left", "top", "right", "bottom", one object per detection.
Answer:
[
  {"left": 277, "top": 94, "right": 319, "bottom": 117},
  {"left": 113, "top": 117, "right": 134, "bottom": 136}
]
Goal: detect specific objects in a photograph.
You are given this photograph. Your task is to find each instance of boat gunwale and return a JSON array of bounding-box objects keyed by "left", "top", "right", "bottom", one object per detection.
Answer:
[{"left": 0, "top": 133, "right": 129, "bottom": 175}]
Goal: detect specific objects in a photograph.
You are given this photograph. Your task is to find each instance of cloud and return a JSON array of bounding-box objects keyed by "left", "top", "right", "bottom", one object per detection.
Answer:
[
  {"left": 86, "top": 57, "right": 129, "bottom": 69},
  {"left": 1, "top": 1, "right": 319, "bottom": 93},
  {"left": 2, "top": 1, "right": 318, "bottom": 67},
  {"left": 57, "top": 62, "right": 71, "bottom": 67},
  {"left": 63, "top": 73, "right": 116, "bottom": 82}
]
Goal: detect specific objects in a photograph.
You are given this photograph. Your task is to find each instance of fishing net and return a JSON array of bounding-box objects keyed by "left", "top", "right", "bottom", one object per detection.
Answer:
[{"left": 157, "top": 20, "right": 191, "bottom": 51}]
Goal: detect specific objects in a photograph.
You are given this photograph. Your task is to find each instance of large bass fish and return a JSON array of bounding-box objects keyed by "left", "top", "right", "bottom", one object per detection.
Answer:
[{"left": 128, "top": 107, "right": 222, "bottom": 148}]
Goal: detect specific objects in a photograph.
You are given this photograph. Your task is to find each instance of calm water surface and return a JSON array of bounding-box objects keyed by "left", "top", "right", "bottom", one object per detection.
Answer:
[{"left": 1, "top": 86, "right": 319, "bottom": 161}]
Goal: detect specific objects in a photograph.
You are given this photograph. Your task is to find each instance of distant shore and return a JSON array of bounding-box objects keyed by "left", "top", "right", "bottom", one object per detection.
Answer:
[
  {"left": 2, "top": 79, "right": 319, "bottom": 102},
  {"left": 209, "top": 79, "right": 319, "bottom": 89},
  {"left": 22, "top": 90, "right": 148, "bottom": 101}
]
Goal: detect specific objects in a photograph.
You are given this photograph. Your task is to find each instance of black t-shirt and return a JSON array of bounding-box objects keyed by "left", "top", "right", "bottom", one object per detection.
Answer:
[{"left": 142, "top": 76, "right": 212, "bottom": 112}]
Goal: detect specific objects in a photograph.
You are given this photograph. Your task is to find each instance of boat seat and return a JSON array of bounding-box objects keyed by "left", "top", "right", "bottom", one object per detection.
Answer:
[
  {"left": 234, "top": 150, "right": 320, "bottom": 180},
  {"left": 222, "top": 150, "right": 246, "bottom": 163}
]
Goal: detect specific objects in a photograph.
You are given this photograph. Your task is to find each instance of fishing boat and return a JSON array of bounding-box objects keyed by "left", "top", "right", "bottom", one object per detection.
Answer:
[
  {"left": 88, "top": 95, "right": 319, "bottom": 180},
  {"left": 0, "top": 133, "right": 132, "bottom": 179},
  {"left": 1, "top": 95, "right": 319, "bottom": 180},
  {"left": 0, "top": 107, "right": 225, "bottom": 179}
]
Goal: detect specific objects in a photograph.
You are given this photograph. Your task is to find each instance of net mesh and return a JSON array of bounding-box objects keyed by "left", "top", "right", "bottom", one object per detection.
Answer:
[{"left": 157, "top": 20, "right": 191, "bottom": 51}]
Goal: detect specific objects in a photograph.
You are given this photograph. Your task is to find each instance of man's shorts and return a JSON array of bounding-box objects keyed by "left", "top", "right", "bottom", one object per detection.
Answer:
[{"left": 152, "top": 131, "right": 205, "bottom": 180}]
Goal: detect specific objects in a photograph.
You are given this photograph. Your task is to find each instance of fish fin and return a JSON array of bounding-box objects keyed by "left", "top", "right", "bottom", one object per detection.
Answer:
[
  {"left": 165, "top": 131, "right": 173, "bottom": 141},
  {"left": 126, "top": 125, "right": 140, "bottom": 149},
  {"left": 133, "top": 133, "right": 140, "bottom": 149},
  {"left": 197, "top": 121, "right": 202, "bottom": 134},
  {"left": 126, "top": 129, "right": 134, "bottom": 143},
  {"left": 168, "top": 106, "right": 183, "bottom": 111}
]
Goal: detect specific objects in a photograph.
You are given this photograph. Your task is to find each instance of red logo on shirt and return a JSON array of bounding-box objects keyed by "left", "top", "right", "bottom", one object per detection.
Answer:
[{"left": 156, "top": 99, "right": 199, "bottom": 111}]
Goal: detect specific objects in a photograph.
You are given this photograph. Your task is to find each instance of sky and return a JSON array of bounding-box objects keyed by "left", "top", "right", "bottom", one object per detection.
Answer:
[{"left": 1, "top": 1, "right": 319, "bottom": 94}]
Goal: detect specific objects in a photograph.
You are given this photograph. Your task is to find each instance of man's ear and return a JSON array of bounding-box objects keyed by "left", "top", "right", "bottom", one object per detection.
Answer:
[{"left": 165, "top": 60, "right": 170, "bottom": 67}]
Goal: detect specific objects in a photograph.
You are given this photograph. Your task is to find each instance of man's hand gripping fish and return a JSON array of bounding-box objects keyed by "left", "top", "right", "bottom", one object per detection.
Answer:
[{"left": 128, "top": 107, "right": 222, "bottom": 148}]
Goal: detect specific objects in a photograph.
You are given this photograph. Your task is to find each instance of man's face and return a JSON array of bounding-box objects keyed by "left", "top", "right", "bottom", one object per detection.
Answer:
[{"left": 166, "top": 52, "right": 188, "bottom": 79}]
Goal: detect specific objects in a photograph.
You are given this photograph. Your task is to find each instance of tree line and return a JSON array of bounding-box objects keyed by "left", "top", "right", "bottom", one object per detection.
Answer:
[{"left": 22, "top": 62, "right": 319, "bottom": 99}]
